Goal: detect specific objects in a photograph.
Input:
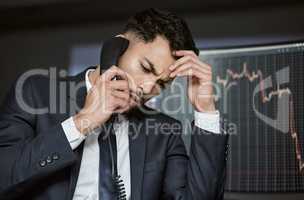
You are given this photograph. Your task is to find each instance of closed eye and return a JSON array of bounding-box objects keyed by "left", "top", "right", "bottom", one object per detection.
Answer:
[{"left": 140, "top": 63, "right": 151, "bottom": 73}]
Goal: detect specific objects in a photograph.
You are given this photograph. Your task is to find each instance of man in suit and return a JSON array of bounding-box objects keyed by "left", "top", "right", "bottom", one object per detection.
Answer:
[{"left": 0, "top": 8, "right": 228, "bottom": 200}]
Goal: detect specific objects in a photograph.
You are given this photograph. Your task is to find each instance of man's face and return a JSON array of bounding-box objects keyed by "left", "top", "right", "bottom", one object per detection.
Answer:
[{"left": 118, "top": 34, "right": 176, "bottom": 105}]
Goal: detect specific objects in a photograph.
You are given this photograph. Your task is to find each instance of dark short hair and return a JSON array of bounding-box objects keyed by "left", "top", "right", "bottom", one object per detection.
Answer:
[{"left": 123, "top": 8, "right": 199, "bottom": 56}]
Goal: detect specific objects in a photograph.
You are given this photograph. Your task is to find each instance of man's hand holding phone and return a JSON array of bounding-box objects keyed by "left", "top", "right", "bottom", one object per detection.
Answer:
[{"left": 73, "top": 66, "right": 136, "bottom": 135}]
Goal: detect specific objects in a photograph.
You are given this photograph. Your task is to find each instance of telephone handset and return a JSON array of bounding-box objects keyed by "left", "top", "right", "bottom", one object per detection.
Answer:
[
  {"left": 100, "top": 37, "right": 129, "bottom": 75},
  {"left": 99, "top": 37, "right": 129, "bottom": 200}
]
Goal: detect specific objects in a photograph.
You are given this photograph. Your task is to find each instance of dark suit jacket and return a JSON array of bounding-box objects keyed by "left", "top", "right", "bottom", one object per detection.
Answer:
[{"left": 0, "top": 67, "right": 228, "bottom": 200}]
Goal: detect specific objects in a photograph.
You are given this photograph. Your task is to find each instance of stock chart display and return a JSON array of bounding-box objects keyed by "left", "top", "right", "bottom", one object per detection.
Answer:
[{"left": 200, "top": 43, "right": 304, "bottom": 192}]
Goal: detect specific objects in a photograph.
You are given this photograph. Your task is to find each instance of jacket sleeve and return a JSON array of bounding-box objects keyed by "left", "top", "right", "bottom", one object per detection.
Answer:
[
  {"left": 161, "top": 120, "right": 228, "bottom": 200},
  {"left": 0, "top": 77, "right": 77, "bottom": 198},
  {"left": 186, "top": 122, "right": 228, "bottom": 200}
]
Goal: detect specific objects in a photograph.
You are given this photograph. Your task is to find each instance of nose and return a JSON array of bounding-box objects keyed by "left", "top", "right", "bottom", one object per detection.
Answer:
[{"left": 140, "top": 78, "right": 159, "bottom": 96}]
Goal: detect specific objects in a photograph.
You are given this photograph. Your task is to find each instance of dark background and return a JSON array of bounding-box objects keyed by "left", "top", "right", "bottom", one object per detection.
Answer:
[{"left": 1, "top": 0, "right": 304, "bottom": 199}]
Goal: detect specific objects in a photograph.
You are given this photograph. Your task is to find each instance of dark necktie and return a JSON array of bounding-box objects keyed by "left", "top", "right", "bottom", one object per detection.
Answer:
[{"left": 98, "top": 119, "right": 118, "bottom": 200}]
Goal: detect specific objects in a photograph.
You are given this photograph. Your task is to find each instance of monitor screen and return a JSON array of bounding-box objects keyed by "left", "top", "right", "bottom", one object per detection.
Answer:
[{"left": 200, "top": 42, "right": 304, "bottom": 192}]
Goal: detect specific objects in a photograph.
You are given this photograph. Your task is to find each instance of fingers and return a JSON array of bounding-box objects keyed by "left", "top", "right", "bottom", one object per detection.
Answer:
[
  {"left": 169, "top": 50, "right": 212, "bottom": 80},
  {"left": 111, "top": 91, "right": 140, "bottom": 113},
  {"left": 111, "top": 90, "right": 130, "bottom": 102},
  {"left": 169, "top": 62, "right": 211, "bottom": 79},
  {"left": 169, "top": 55, "right": 211, "bottom": 73},
  {"left": 111, "top": 89, "right": 141, "bottom": 113},
  {"left": 173, "top": 67, "right": 211, "bottom": 81},
  {"left": 110, "top": 80, "right": 129, "bottom": 91},
  {"left": 95, "top": 66, "right": 131, "bottom": 91},
  {"left": 173, "top": 50, "right": 197, "bottom": 58},
  {"left": 103, "top": 65, "right": 128, "bottom": 81}
]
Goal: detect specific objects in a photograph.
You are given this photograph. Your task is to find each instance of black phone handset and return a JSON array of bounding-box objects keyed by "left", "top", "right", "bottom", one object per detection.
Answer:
[
  {"left": 100, "top": 37, "right": 129, "bottom": 73},
  {"left": 100, "top": 37, "right": 129, "bottom": 200}
]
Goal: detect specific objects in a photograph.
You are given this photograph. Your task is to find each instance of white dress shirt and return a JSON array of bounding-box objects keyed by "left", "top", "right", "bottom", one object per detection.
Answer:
[{"left": 61, "top": 69, "right": 220, "bottom": 200}]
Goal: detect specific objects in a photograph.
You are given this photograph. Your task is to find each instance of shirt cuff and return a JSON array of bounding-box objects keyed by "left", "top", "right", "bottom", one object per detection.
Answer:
[
  {"left": 61, "top": 117, "right": 86, "bottom": 150},
  {"left": 194, "top": 110, "right": 220, "bottom": 134}
]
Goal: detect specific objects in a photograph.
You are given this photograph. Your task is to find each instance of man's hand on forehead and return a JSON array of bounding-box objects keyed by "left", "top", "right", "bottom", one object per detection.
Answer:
[{"left": 168, "top": 50, "right": 215, "bottom": 112}]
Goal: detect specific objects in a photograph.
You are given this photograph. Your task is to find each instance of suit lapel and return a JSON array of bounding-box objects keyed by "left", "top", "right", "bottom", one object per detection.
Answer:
[
  {"left": 65, "top": 67, "right": 90, "bottom": 200},
  {"left": 128, "top": 112, "right": 147, "bottom": 200}
]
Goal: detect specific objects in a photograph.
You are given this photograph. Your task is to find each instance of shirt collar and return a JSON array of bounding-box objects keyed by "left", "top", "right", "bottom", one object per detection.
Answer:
[{"left": 85, "top": 69, "right": 95, "bottom": 92}]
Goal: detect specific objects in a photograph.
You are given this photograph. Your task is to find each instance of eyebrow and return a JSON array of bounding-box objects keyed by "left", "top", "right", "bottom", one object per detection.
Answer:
[{"left": 144, "top": 56, "right": 174, "bottom": 85}]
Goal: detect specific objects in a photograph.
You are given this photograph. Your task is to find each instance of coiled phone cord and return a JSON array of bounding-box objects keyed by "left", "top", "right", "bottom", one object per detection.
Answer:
[{"left": 108, "top": 115, "right": 127, "bottom": 200}]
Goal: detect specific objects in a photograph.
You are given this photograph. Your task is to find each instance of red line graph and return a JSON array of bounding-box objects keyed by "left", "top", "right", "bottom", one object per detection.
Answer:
[{"left": 216, "top": 63, "right": 304, "bottom": 173}]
